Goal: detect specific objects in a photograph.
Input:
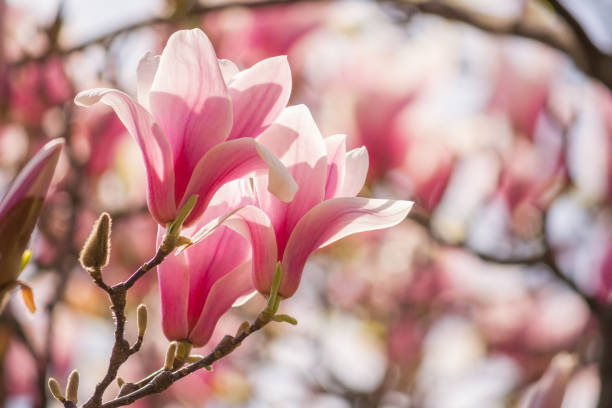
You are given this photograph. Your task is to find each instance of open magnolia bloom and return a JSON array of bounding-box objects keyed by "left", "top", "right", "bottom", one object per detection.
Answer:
[
  {"left": 0, "top": 139, "right": 64, "bottom": 312},
  {"left": 158, "top": 181, "right": 259, "bottom": 347},
  {"left": 75, "top": 28, "right": 297, "bottom": 228},
  {"left": 204, "top": 105, "right": 413, "bottom": 299}
]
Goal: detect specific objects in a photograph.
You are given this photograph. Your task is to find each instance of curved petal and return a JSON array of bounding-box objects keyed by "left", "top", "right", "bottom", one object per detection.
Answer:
[
  {"left": 281, "top": 197, "right": 413, "bottom": 297},
  {"left": 189, "top": 178, "right": 256, "bottom": 229},
  {"left": 338, "top": 146, "right": 369, "bottom": 197},
  {"left": 136, "top": 52, "right": 160, "bottom": 110},
  {"left": 324, "top": 134, "right": 346, "bottom": 200},
  {"left": 255, "top": 105, "right": 328, "bottom": 257},
  {"left": 75, "top": 88, "right": 176, "bottom": 224},
  {"left": 0, "top": 139, "right": 63, "bottom": 284},
  {"left": 218, "top": 59, "right": 239, "bottom": 85},
  {"left": 180, "top": 138, "right": 296, "bottom": 227},
  {"left": 184, "top": 204, "right": 277, "bottom": 295},
  {"left": 148, "top": 29, "right": 233, "bottom": 197},
  {"left": 0, "top": 138, "right": 63, "bottom": 218},
  {"left": 227, "top": 56, "right": 292, "bottom": 140},
  {"left": 188, "top": 261, "right": 254, "bottom": 347},
  {"left": 222, "top": 205, "right": 278, "bottom": 295},
  {"left": 185, "top": 226, "right": 250, "bottom": 330},
  {"left": 157, "top": 228, "right": 190, "bottom": 341}
]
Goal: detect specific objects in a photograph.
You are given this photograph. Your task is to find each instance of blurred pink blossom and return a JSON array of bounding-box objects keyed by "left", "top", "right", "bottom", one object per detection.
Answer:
[
  {"left": 72, "top": 107, "right": 127, "bottom": 177},
  {"left": 494, "top": 114, "right": 566, "bottom": 236},
  {"left": 520, "top": 353, "right": 577, "bottom": 408},
  {"left": 205, "top": 3, "right": 324, "bottom": 68},
  {"left": 9, "top": 58, "right": 72, "bottom": 127},
  {"left": 0, "top": 138, "right": 63, "bottom": 311},
  {"left": 489, "top": 49, "right": 555, "bottom": 139}
]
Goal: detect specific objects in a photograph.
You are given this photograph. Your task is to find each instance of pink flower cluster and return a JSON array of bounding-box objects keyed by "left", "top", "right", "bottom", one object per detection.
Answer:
[{"left": 75, "top": 29, "right": 413, "bottom": 348}]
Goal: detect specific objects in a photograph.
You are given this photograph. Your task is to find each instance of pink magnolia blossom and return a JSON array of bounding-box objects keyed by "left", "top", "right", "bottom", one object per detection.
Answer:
[
  {"left": 204, "top": 3, "right": 324, "bottom": 67},
  {"left": 489, "top": 48, "right": 556, "bottom": 139},
  {"left": 72, "top": 107, "right": 128, "bottom": 177},
  {"left": 325, "top": 61, "right": 453, "bottom": 211},
  {"left": 0, "top": 138, "right": 64, "bottom": 311},
  {"left": 9, "top": 58, "right": 73, "bottom": 128},
  {"left": 75, "top": 29, "right": 296, "bottom": 227},
  {"left": 353, "top": 89, "right": 414, "bottom": 179},
  {"left": 158, "top": 181, "right": 257, "bottom": 347},
  {"left": 218, "top": 105, "right": 413, "bottom": 298},
  {"left": 494, "top": 113, "right": 566, "bottom": 237}
]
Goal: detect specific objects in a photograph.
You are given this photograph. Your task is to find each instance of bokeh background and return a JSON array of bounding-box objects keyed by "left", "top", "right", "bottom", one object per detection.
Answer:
[{"left": 1, "top": 0, "right": 612, "bottom": 407}]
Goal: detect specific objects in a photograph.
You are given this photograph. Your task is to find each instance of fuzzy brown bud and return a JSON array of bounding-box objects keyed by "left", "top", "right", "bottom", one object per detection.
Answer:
[
  {"left": 79, "top": 212, "right": 111, "bottom": 270},
  {"left": 48, "top": 377, "right": 64, "bottom": 402},
  {"left": 137, "top": 304, "right": 147, "bottom": 337},
  {"left": 65, "top": 369, "right": 79, "bottom": 403}
]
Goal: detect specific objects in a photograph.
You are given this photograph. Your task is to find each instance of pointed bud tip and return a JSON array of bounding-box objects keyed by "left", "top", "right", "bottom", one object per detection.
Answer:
[
  {"left": 66, "top": 369, "right": 79, "bottom": 403},
  {"left": 48, "top": 377, "right": 64, "bottom": 401},
  {"left": 272, "top": 314, "right": 298, "bottom": 325},
  {"left": 137, "top": 304, "right": 147, "bottom": 337},
  {"left": 74, "top": 89, "right": 103, "bottom": 107},
  {"left": 79, "top": 212, "right": 112, "bottom": 270}
]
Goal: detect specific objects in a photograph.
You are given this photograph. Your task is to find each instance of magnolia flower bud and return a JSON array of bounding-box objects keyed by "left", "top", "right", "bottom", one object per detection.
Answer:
[
  {"left": 65, "top": 369, "right": 79, "bottom": 403},
  {"left": 48, "top": 377, "right": 64, "bottom": 402},
  {"left": 79, "top": 212, "right": 111, "bottom": 271},
  {"left": 137, "top": 304, "right": 147, "bottom": 337}
]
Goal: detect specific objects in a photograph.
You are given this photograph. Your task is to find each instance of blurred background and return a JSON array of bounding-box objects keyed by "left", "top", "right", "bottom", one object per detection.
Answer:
[{"left": 1, "top": 0, "right": 612, "bottom": 407}]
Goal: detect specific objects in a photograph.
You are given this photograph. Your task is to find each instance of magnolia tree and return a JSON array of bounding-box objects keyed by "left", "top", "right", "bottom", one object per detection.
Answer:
[{"left": 2, "top": 1, "right": 612, "bottom": 408}]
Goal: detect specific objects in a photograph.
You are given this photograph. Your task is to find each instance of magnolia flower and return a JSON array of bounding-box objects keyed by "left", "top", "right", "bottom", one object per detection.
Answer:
[
  {"left": 158, "top": 181, "right": 258, "bottom": 347},
  {"left": 0, "top": 139, "right": 64, "bottom": 312},
  {"left": 216, "top": 105, "right": 413, "bottom": 298},
  {"left": 75, "top": 28, "right": 296, "bottom": 228}
]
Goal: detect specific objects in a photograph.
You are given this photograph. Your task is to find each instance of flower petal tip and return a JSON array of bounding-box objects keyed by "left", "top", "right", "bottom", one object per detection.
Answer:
[
  {"left": 44, "top": 138, "right": 65, "bottom": 153},
  {"left": 74, "top": 89, "right": 105, "bottom": 106},
  {"left": 273, "top": 176, "right": 298, "bottom": 202}
]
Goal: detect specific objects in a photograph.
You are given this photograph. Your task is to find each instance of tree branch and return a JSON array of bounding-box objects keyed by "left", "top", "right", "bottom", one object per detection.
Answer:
[
  {"left": 9, "top": 0, "right": 321, "bottom": 69},
  {"left": 383, "top": 0, "right": 612, "bottom": 89},
  {"left": 408, "top": 206, "right": 603, "bottom": 319},
  {"left": 100, "top": 312, "right": 273, "bottom": 408},
  {"left": 82, "top": 239, "right": 175, "bottom": 408}
]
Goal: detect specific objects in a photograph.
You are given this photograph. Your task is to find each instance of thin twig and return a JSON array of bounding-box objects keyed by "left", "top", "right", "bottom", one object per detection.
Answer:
[
  {"left": 120, "top": 244, "right": 174, "bottom": 290},
  {"left": 100, "top": 313, "right": 273, "bottom": 408},
  {"left": 82, "top": 241, "right": 175, "bottom": 408}
]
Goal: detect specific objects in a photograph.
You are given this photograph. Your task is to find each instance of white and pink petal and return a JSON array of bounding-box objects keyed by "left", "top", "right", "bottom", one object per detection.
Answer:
[
  {"left": 227, "top": 56, "right": 292, "bottom": 140},
  {"left": 75, "top": 88, "right": 176, "bottom": 224},
  {"left": 280, "top": 197, "right": 413, "bottom": 297}
]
